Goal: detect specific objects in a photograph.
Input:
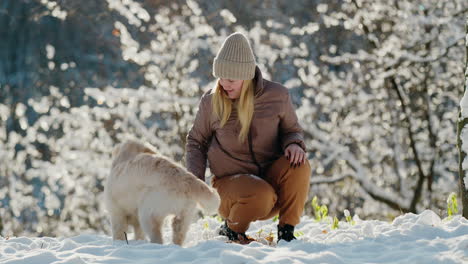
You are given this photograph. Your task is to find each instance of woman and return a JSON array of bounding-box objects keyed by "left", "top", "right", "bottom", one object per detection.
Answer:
[{"left": 185, "top": 32, "right": 311, "bottom": 244}]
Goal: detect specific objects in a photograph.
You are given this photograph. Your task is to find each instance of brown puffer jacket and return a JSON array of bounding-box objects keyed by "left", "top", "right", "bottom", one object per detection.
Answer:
[{"left": 185, "top": 66, "right": 306, "bottom": 181}]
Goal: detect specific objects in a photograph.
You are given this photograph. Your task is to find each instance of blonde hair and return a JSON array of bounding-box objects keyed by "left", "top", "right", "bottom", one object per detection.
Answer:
[{"left": 211, "top": 79, "right": 255, "bottom": 142}]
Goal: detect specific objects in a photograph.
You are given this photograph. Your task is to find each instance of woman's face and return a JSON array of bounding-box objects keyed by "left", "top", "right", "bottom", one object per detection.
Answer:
[{"left": 219, "top": 79, "right": 244, "bottom": 99}]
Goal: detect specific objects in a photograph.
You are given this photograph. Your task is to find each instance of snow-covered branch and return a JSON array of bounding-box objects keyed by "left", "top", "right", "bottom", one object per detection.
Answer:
[{"left": 305, "top": 125, "right": 410, "bottom": 212}]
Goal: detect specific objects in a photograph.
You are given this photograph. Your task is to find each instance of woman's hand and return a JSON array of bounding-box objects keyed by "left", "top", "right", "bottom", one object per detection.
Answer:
[{"left": 284, "top": 144, "right": 306, "bottom": 167}]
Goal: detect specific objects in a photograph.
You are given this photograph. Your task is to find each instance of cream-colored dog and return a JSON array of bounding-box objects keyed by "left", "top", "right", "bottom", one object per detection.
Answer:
[{"left": 104, "top": 140, "right": 220, "bottom": 245}]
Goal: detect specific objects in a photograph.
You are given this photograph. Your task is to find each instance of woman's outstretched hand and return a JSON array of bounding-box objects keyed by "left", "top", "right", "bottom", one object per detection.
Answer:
[{"left": 284, "top": 144, "right": 306, "bottom": 167}]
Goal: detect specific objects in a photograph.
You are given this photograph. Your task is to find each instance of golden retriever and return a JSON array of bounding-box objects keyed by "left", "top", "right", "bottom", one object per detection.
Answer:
[{"left": 104, "top": 140, "right": 220, "bottom": 245}]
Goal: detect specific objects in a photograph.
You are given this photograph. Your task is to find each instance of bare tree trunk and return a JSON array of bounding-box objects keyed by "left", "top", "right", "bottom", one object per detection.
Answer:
[{"left": 457, "top": 20, "right": 468, "bottom": 219}]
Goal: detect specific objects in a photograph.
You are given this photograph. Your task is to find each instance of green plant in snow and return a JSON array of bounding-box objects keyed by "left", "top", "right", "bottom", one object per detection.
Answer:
[
  {"left": 320, "top": 205, "right": 328, "bottom": 220},
  {"left": 447, "top": 192, "right": 459, "bottom": 219},
  {"left": 344, "top": 209, "right": 356, "bottom": 225},
  {"left": 294, "top": 230, "right": 304, "bottom": 237},
  {"left": 311, "top": 196, "right": 330, "bottom": 222},
  {"left": 331, "top": 216, "right": 339, "bottom": 230},
  {"left": 257, "top": 229, "right": 264, "bottom": 236},
  {"left": 214, "top": 215, "right": 223, "bottom": 222},
  {"left": 311, "top": 196, "right": 321, "bottom": 221},
  {"left": 272, "top": 215, "right": 279, "bottom": 222}
]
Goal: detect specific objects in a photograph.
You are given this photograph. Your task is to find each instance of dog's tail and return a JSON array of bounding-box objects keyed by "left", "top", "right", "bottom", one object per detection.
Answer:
[{"left": 190, "top": 177, "right": 220, "bottom": 215}]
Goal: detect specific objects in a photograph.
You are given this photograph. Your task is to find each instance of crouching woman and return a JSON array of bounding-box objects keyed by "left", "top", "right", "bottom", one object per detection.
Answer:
[{"left": 185, "top": 32, "right": 311, "bottom": 243}]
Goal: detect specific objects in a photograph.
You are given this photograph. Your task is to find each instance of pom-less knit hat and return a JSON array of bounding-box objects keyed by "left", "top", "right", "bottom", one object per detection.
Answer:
[{"left": 213, "top": 32, "right": 256, "bottom": 80}]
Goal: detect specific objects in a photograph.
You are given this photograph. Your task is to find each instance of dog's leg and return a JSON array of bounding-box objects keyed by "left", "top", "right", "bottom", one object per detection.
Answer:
[
  {"left": 148, "top": 216, "right": 164, "bottom": 244},
  {"left": 110, "top": 209, "right": 128, "bottom": 241},
  {"left": 133, "top": 219, "right": 146, "bottom": 240},
  {"left": 139, "top": 209, "right": 164, "bottom": 244},
  {"left": 172, "top": 207, "right": 195, "bottom": 246},
  {"left": 128, "top": 215, "right": 145, "bottom": 241}
]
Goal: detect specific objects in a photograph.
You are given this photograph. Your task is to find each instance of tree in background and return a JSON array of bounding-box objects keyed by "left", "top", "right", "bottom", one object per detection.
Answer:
[
  {"left": 299, "top": 0, "right": 466, "bottom": 217},
  {"left": 457, "top": 19, "right": 468, "bottom": 218},
  {"left": 0, "top": 0, "right": 147, "bottom": 236},
  {"left": 0, "top": 0, "right": 222, "bottom": 236}
]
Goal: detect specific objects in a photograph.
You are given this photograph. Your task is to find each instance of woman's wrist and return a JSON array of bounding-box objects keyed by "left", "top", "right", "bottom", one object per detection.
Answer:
[{"left": 284, "top": 142, "right": 305, "bottom": 151}]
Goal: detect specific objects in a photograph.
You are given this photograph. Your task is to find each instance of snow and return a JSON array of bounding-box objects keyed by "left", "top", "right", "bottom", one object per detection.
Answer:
[{"left": 1, "top": 210, "right": 467, "bottom": 264}]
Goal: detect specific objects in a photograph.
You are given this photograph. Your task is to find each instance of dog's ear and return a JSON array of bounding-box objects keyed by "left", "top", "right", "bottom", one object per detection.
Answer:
[
  {"left": 137, "top": 141, "right": 157, "bottom": 154},
  {"left": 142, "top": 145, "right": 156, "bottom": 155},
  {"left": 112, "top": 143, "right": 122, "bottom": 158}
]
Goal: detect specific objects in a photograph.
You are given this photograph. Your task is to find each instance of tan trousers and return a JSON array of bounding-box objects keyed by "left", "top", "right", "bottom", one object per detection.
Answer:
[{"left": 212, "top": 156, "right": 311, "bottom": 233}]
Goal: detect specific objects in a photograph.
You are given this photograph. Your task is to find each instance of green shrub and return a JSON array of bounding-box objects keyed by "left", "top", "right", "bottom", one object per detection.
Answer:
[{"left": 447, "top": 192, "right": 459, "bottom": 219}]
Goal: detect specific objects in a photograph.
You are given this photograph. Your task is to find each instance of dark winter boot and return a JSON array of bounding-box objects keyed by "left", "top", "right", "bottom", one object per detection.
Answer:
[
  {"left": 277, "top": 224, "right": 296, "bottom": 242},
  {"left": 219, "top": 221, "right": 254, "bottom": 244}
]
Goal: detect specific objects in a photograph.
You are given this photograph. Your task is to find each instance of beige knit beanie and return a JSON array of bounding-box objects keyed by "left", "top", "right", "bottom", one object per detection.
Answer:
[{"left": 213, "top": 32, "right": 256, "bottom": 80}]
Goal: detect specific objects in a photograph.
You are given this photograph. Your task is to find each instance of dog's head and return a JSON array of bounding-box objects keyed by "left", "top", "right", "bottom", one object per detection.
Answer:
[{"left": 112, "top": 140, "right": 157, "bottom": 161}]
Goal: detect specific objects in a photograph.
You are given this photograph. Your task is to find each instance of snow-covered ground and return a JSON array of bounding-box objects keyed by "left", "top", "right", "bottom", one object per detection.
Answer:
[{"left": 1, "top": 210, "right": 467, "bottom": 264}]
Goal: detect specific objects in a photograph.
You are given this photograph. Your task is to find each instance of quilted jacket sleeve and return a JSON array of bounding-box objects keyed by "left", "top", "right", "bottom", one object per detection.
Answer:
[
  {"left": 185, "top": 93, "right": 213, "bottom": 181},
  {"left": 279, "top": 92, "right": 306, "bottom": 152}
]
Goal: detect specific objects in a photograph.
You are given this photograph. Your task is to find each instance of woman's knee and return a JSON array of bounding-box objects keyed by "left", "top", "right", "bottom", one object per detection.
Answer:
[
  {"left": 235, "top": 174, "right": 277, "bottom": 206},
  {"left": 215, "top": 174, "right": 277, "bottom": 216},
  {"left": 251, "top": 177, "right": 277, "bottom": 207},
  {"left": 234, "top": 177, "right": 277, "bottom": 220},
  {"left": 292, "top": 160, "right": 311, "bottom": 183}
]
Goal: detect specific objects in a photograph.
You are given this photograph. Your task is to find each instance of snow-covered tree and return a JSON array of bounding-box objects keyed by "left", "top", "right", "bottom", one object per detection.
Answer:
[
  {"left": 458, "top": 18, "right": 468, "bottom": 218},
  {"left": 299, "top": 0, "right": 467, "bottom": 217}
]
